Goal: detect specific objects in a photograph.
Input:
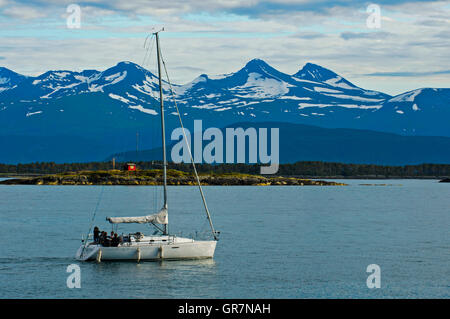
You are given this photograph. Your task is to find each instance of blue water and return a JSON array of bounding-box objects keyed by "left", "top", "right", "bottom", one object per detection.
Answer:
[{"left": 0, "top": 179, "right": 448, "bottom": 298}]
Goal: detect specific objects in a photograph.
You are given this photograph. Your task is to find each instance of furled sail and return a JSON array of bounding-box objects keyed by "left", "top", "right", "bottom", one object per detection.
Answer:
[{"left": 106, "top": 208, "right": 168, "bottom": 224}]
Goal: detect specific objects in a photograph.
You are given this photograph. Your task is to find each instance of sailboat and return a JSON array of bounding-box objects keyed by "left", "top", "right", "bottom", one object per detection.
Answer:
[{"left": 75, "top": 29, "right": 219, "bottom": 262}]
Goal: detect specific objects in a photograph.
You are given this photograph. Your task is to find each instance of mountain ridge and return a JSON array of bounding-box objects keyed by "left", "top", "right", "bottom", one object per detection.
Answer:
[{"left": 0, "top": 59, "right": 449, "bottom": 163}]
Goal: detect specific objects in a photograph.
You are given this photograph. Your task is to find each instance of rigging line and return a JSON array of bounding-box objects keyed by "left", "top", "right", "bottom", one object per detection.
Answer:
[
  {"left": 141, "top": 35, "right": 153, "bottom": 70},
  {"left": 158, "top": 46, "right": 218, "bottom": 241},
  {"left": 143, "top": 33, "right": 151, "bottom": 49},
  {"left": 80, "top": 186, "right": 105, "bottom": 257},
  {"left": 140, "top": 35, "right": 159, "bottom": 107},
  {"left": 141, "top": 34, "right": 155, "bottom": 69},
  {"left": 145, "top": 37, "right": 156, "bottom": 69},
  {"left": 142, "top": 36, "right": 149, "bottom": 66}
]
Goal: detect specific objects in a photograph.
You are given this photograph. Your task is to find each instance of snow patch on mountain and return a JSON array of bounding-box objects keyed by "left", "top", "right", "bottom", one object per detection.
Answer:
[
  {"left": 53, "top": 72, "right": 71, "bottom": 78},
  {"left": 126, "top": 92, "right": 139, "bottom": 100},
  {"left": 0, "top": 77, "right": 10, "bottom": 85},
  {"left": 109, "top": 93, "right": 131, "bottom": 104},
  {"left": 389, "top": 89, "right": 422, "bottom": 102},
  {"left": 26, "top": 110, "right": 43, "bottom": 117},
  {"left": 214, "top": 107, "right": 232, "bottom": 112},
  {"left": 298, "top": 103, "right": 334, "bottom": 109},
  {"left": 292, "top": 78, "right": 320, "bottom": 84},
  {"left": 298, "top": 102, "right": 381, "bottom": 110},
  {"left": 208, "top": 73, "right": 232, "bottom": 80},
  {"left": 322, "top": 93, "right": 384, "bottom": 103},
  {"left": 89, "top": 71, "right": 127, "bottom": 92},
  {"left": 324, "top": 76, "right": 359, "bottom": 90},
  {"left": 231, "top": 72, "right": 290, "bottom": 98},
  {"left": 176, "top": 75, "right": 207, "bottom": 95},
  {"left": 74, "top": 75, "right": 89, "bottom": 82},
  {"left": 191, "top": 103, "right": 220, "bottom": 110},
  {"left": 128, "top": 105, "right": 158, "bottom": 115},
  {"left": 104, "top": 72, "right": 122, "bottom": 82},
  {"left": 40, "top": 82, "right": 82, "bottom": 99},
  {"left": 313, "top": 87, "right": 342, "bottom": 94},
  {"left": 279, "top": 96, "right": 311, "bottom": 101}
]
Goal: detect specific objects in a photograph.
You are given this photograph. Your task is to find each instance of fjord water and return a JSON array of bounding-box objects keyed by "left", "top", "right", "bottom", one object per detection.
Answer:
[{"left": 0, "top": 180, "right": 448, "bottom": 298}]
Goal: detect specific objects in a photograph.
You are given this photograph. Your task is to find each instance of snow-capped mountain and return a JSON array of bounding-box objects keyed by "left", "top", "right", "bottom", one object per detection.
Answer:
[
  {"left": 0, "top": 67, "right": 28, "bottom": 93},
  {"left": 171, "top": 59, "right": 390, "bottom": 119},
  {"left": 360, "top": 87, "right": 450, "bottom": 135},
  {"left": 0, "top": 59, "right": 449, "bottom": 163},
  {"left": 0, "top": 62, "right": 166, "bottom": 106}
]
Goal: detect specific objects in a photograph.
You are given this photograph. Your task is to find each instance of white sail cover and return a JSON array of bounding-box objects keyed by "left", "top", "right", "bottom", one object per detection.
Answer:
[{"left": 106, "top": 208, "right": 168, "bottom": 224}]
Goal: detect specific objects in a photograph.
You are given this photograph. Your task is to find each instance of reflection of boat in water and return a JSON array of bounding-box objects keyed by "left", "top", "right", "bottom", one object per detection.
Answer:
[{"left": 75, "top": 29, "right": 219, "bottom": 262}]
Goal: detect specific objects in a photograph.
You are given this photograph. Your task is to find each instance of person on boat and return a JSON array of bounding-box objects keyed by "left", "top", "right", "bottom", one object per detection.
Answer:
[
  {"left": 111, "top": 233, "right": 120, "bottom": 247},
  {"left": 93, "top": 226, "right": 100, "bottom": 243},
  {"left": 104, "top": 233, "right": 111, "bottom": 247},
  {"left": 100, "top": 231, "right": 108, "bottom": 246}
]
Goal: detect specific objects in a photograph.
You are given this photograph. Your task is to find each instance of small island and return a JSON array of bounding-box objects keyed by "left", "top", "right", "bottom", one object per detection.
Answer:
[{"left": 0, "top": 169, "right": 346, "bottom": 186}]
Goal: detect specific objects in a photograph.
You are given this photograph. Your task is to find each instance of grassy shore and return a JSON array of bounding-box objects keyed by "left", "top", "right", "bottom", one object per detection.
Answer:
[{"left": 0, "top": 169, "right": 346, "bottom": 186}]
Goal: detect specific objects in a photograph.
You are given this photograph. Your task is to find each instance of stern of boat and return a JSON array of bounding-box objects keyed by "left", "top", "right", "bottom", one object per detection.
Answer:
[{"left": 75, "top": 244, "right": 100, "bottom": 261}]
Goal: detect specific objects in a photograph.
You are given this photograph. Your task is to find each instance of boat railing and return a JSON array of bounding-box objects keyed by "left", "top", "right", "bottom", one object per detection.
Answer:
[
  {"left": 81, "top": 233, "right": 93, "bottom": 243},
  {"left": 86, "top": 233, "right": 180, "bottom": 246},
  {"left": 122, "top": 234, "right": 177, "bottom": 245}
]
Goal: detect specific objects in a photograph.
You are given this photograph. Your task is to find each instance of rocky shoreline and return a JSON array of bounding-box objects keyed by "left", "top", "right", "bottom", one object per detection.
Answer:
[{"left": 0, "top": 169, "right": 346, "bottom": 186}]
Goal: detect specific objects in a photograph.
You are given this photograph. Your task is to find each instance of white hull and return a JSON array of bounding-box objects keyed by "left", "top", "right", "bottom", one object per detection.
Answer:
[{"left": 76, "top": 236, "right": 217, "bottom": 262}]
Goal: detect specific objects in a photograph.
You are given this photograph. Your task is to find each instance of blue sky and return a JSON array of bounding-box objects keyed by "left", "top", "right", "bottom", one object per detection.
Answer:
[{"left": 0, "top": 0, "right": 449, "bottom": 95}]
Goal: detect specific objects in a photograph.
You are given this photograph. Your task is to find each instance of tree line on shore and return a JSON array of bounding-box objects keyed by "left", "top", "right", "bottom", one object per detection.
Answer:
[{"left": 0, "top": 161, "right": 449, "bottom": 177}]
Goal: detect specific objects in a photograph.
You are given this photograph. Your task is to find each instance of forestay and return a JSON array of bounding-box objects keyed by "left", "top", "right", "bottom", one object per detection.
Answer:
[{"left": 106, "top": 208, "right": 168, "bottom": 224}]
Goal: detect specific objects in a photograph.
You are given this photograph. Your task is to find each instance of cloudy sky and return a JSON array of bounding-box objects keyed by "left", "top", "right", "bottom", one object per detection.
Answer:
[{"left": 0, "top": 0, "right": 449, "bottom": 95}]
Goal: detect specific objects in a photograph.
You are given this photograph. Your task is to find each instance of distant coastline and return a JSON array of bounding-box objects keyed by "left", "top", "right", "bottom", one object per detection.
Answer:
[
  {"left": 0, "top": 173, "right": 446, "bottom": 180},
  {"left": 1, "top": 161, "right": 449, "bottom": 180},
  {"left": 0, "top": 170, "right": 346, "bottom": 186}
]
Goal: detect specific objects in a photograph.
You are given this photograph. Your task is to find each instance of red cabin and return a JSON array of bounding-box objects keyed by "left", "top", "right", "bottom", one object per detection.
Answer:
[{"left": 125, "top": 163, "right": 136, "bottom": 171}]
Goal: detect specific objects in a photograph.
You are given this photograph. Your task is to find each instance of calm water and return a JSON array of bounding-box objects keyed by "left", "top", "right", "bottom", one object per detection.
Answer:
[{"left": 0, "top": 179, "right": 448, "bottom": 298}]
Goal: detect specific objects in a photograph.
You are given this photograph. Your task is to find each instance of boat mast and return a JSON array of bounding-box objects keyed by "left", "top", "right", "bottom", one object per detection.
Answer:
[
  {"left": 153, "top": 29, "right": 218, "bottom": 241},
  {"left": 155, "top": 29, "right": 168, "bottom": 235}
]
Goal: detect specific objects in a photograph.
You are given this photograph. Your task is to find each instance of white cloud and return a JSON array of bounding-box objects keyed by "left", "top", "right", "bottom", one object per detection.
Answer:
[
  {"left": 0, "top": 0, "right": 448, "bottom": 95},
  {"left": 2, "top": 5, "right": 45, "bottom": 19}
]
